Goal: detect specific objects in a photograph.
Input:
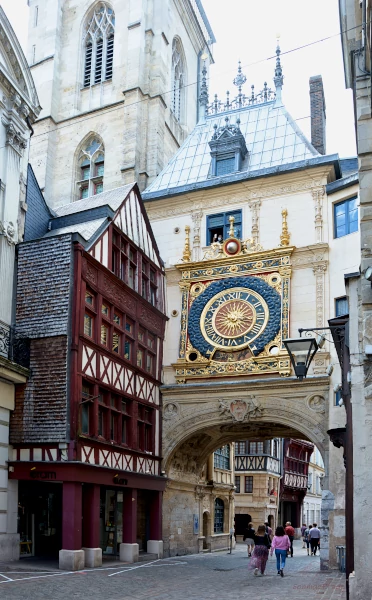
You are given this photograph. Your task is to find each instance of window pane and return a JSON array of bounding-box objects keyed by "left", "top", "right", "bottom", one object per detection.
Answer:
[
  {"left": 138, "top": 329, "right": 145, "bottom": 342},
  {"left": 122, "top": 417, "right": 127, "bottom": 443},
  {"left": 81, "top": 186, "right": 89, "bottom": 199},
  {"left": 113, "top": 313, "right": 121, "bottom": 325},
  {"left": 82, "top": 166, "right": 90, "bottom": 180},
  {"left": 124, "top": 340, "right": 132, "bottom": 360},
  {"left": 128, "top": 265, "right": 135, "bottom": 289},
  {"left": 95, "top": 182, "right": 103, "bottom": 195},
  {"left": 98, "top": 407, "right": 104, "bottom": 437},
  {"left": 112, "top": 332, "right": 120, "bottom": 353},
  {"left": 81, "top": 404, "right": 89, "bottom": 434},
  {"left": 216, "top": 157, "right": 235, "bottom": 176},
  {"left": 137, "top": 348, "right": 143, "bottom": 368},
  {"left": 250, "top": 442, "right": 257, "bottom": 454},
  {"left": 96, "top": 162, "right": 104, "bottom": 177},
  {"left": 84, "top": 43, "right": 92, "bottom": 87},
  {"left": 84, "top": 314, "right": 92, "bottom": 336},
  {"left": 335, "top": 297, "right": 348, "bottom": 317},
  {"left": 85, "top": 291, "right": 93, "bottom": 305},
  {"left": 146, "top": 354, "right": 153, "bottom": 374},
  {"left": 101, "top": 325, "right": 108, "bottom": 345},
  {"left": 125, "top": 319, "right": 133, "bottom": 334},
  {"left": 150, "top": 286, "right": 156, "bottom": 306},
  {"left": 245, "top": 476, "right": 253, "bottom": 493},
  {"left": 110, "top": 413, "right": 117, "bottom": 440},
  {"left": 235, "top": 476, "right": 240, "bottom": 493},
  {"left": 147, "top": 334, "right": 155, "bottom": 350},
  {"left": 257, "top": 442, "right": 263, "bottom": 454},
  {"left": 101, "top": 304, "right": 109, "bottom": 316},
  {"left": 105, "top": 35, "right": 114, "bottom": 80}
]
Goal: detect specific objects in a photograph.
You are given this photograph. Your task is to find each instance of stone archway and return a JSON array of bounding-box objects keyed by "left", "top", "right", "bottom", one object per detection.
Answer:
[{"left": 161, "top": 375, "right": 335, "bottom": 568}]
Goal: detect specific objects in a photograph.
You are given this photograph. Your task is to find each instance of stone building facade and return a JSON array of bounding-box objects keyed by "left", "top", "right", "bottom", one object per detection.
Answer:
[
  {"left": 234, "top": 438, "right": 280, "bottom": 538},
  {"left": 0, "top": 6, "right": 40, "bottom": 560},
  {"left": 337, "top": 1, "right": 372, "bottom": 597},
  {"left": 26, "top": 0, "right": 214, "bottom": 207},
  {"left": 143, "top": 49, "right": 360, "bottom": 567}
]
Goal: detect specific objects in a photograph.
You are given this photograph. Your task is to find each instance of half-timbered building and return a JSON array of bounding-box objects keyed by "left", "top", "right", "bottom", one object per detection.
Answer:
[
  {"left": 279, "top": 438, "right": 314, "bottom": 530},
  {"left": 8, "top": 170, "right": 167, "bottom": 569}
]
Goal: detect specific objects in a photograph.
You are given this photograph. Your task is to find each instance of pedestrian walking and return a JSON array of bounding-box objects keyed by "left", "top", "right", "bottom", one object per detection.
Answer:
[
  {"left": 243, "top": 522, "right": 255, "bottom": 557},
  {"left": 270, "top": 526, "right": 291, "bottom": 577},
  {"left": 304, "top": 525, "right": 311, "bottom": 555},
  {"left": 301, "top": 523, "right": 307, "bottom": 548},
  {"left": 264, "top": 520, "right": 273, "bottom": 541},
  {"left": 308, "top": 523, "right": 321, "bottom": 556},
  {"left": 284, "top": 521, "right": 295, "bottom": 557},
  {"left": 248, "top": 524, "right": 271, "bottom": 576}
]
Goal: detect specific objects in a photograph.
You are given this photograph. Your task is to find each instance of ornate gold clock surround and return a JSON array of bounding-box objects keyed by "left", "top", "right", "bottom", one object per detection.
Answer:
[{"left": 174, "top": 242, "right": 294, "bottom": 383}]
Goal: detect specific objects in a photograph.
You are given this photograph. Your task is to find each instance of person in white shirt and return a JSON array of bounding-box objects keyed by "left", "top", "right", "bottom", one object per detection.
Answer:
[{"left": 308, "top": 523, "right": 321, "bottom": 556}]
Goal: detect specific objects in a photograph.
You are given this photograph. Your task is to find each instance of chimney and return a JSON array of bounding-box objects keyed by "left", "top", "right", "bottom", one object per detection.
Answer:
[{"left": 309, "top": 75, "right": 326, "bottom": 155}]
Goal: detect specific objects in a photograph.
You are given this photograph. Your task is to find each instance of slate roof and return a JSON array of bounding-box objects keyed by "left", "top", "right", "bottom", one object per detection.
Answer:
[
  {"left": 144, "top": 102, "right": 319, "bottom": 198},
  {"left": 43, "top": 218, "right": 107, "bottom": 242},
  {"left": 54, "top": 184, "right": 134, "bottom": 217}
]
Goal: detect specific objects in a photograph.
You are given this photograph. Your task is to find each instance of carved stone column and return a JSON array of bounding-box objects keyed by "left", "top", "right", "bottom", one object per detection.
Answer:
[
  {"left": 312, "top": 188, "right": 325, "bottom": 243},
  {"left": 178, "top": 281, "right": 191, "bottom": 360},
  {"left": 191, "top": 211, "right": 203, "bottom": 262},
  {"left": 313, "top": 263, "right": 327, "bottom": 328},
  {"left": 248, "top": 199, "right": 261, "bottom": 246}
]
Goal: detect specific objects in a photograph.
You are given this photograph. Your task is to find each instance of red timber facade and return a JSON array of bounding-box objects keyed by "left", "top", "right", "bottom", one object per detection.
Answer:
[
  {"left": 9, "top": 177, "right": 167, "bottom": 568},
  {"left": 279, "top": 438, "right": 314, "bottom": 530}
]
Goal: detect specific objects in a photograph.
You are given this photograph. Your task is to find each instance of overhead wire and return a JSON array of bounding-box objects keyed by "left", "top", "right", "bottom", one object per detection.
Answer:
[{"left": 0, "top": 21, "right": 362, "bottom": 155}]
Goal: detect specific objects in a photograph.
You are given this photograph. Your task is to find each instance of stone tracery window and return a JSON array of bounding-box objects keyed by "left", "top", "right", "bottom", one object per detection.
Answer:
[
  {"left": 171, "top": 38, "right": 186, "bottom": 122},
  {"left": 83, "top": 3, "right": 115, "bottom": 87},
  {"left": 77, "top": 137, "right": 104, "bottom": 199}
]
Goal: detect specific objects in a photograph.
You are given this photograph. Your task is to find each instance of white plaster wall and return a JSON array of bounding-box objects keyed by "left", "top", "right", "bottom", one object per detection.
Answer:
[{"left": 260, "top": 191, "right": 316, "bottom": 249}]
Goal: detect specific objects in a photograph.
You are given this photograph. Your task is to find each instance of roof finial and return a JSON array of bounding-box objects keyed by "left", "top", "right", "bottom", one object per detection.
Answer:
[
  {"left": 233, "top": 60, "right": 247, "bottom": 94},
  {"left": 279, "top": 209, "right": 290, "bottom": 247},
  {"left": 198, "top": 54, "right": 209, "bottom": 122},
  {"left": 273, "top": 40, "right": 284, "bottom": 104}
]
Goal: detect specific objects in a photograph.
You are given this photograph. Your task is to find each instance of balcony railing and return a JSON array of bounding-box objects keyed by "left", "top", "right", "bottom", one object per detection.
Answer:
[
  {"left": 283, "top": 472, "right": 308, "bottom": 490},
  {"left": 235, "top": 454, "right": 280, "bottom": 474},
  {"left": 0, "top": 320, "right": 30, "bottom": 369}
]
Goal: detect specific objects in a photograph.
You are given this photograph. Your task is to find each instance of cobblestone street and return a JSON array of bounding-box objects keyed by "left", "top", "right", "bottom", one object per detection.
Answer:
[{"left": 0, "top": 542, "right": 345, "bottom": 600}]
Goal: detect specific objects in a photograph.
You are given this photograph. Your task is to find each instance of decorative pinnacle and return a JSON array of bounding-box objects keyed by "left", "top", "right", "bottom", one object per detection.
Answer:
[
  {"left": 233, "top": 60, "right": 247, "bottom": 92},
  {"left": 228, "top": 215, "right": 235, "bottom": 238},
  {"left": 273, "top": 43, "right": 284, "bottom": 102},
  {"left": 280, "top": 209, "right": 290, "bottom": 247},
  {"left": 199, "top": 62, "right": 209, "bottom": 107},
  {"left": 183, "top": 225, "right": 192, "bottom": 262}
]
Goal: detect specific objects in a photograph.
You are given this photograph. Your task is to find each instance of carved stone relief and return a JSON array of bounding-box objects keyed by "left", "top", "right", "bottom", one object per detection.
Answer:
[
  {"left": 307, "top": 394, "right": 326, "bottom": 413},
  {"left": 218, "top": 396, "right": 263, "bottom": 421},
  {"left": 0, "top": 220, "right": 16, "bottom": 245},
  {"left": 164, "top": 402, "right": 179, "bottom": 420}
]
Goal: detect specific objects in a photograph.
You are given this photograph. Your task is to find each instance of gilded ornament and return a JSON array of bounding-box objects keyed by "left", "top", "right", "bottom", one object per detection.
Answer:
[
  {"left": 279, "top": 209, "right": 290, "bottom": 247},
  {"left": 182, "top": 225, "right": 192, "bottom": 262}
]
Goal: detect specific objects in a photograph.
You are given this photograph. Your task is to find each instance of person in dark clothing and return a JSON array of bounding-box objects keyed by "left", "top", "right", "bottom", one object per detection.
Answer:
[
  {"left": 243, "top": 522, "right": 255, "bottom": 557},
  {"left": 248, "top": 524, "right": 271, "bottom": 576},
  {"left": 309, "top": 523, "right": 321, "bottom": 556}
]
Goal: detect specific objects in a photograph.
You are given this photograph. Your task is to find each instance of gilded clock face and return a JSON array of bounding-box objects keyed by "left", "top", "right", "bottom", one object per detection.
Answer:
[
  {"left": 200, "top": 287, "right": 268, "bottom": 351},
  {"left": 187, "top": 276, "right": 282, "bottom": 359}
]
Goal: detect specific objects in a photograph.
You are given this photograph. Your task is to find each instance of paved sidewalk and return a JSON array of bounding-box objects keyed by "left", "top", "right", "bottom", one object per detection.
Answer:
[{"left": 0, "top": 541, "right": 346, "bottom": 600}]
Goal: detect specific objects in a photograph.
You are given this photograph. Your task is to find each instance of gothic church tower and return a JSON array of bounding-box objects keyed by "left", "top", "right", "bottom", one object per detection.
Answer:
[{"left": 27, "top": 0, "right": 214, "bottom": 209}]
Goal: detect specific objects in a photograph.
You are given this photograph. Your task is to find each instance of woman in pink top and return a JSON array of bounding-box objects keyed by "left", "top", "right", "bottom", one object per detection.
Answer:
[{"left": 270, "top": 526, "right": 291, "bottom": 577}]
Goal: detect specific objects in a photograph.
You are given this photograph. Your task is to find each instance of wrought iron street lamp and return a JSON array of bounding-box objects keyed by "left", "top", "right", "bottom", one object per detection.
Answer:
[{"left": 283, "top": 337, "right": 319, "bottom": 381}]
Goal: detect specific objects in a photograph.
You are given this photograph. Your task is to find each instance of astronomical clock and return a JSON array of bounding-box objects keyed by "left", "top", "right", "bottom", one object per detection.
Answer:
[{"left": 174, "top": 213, "right": 293, "bottom": 382}]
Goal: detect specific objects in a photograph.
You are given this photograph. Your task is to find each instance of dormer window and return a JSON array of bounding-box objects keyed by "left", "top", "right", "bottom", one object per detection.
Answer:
[{"left": 209, "top": 117, "right": 248, "bottom": 177}]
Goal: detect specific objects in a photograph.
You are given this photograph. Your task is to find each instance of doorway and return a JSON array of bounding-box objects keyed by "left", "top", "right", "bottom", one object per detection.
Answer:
[
  {"left": 100, "top": 488, "right": 123, "bottom": 556},
  {"left": 18, "top": 481, "right": 62, "bottom": 558},
  {"left": 234, "top": 513, "right": 251, "bottom": 536}
]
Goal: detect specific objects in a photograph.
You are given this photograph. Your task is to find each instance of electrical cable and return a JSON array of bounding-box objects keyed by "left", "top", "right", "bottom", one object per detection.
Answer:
[{"left": 0, "top": 21, "right": 362, "bottom": 155}]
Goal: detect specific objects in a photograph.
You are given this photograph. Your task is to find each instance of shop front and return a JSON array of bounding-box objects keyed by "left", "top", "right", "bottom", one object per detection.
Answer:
[{"left": 10, "top": 461, "right": 166, "bottom": 567}]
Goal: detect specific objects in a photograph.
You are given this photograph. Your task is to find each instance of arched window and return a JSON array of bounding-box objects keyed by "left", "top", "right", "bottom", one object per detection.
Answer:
[
  {"left": 83, "top": 3, "right": 115, "bottom": 88},
  {"left": 77, "top": 137, "right": 104, "bottom": 199},
  {"left": 171, "top": 38, "right": 186, "bottom": 122},
  {"left": 214, "top": 498, "right": 224, "bottom": 534}
]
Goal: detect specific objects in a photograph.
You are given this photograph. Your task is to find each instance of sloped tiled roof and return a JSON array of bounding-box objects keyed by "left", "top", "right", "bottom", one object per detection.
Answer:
[
  {"left": 144, "top": 102, "right": 319, "bottom": 197},
  {"left": 43, "top": 218, "right": 106, "bottom": 242},
  {"left": 54, "top": 184, "right": 134, "bottom": 217}
]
